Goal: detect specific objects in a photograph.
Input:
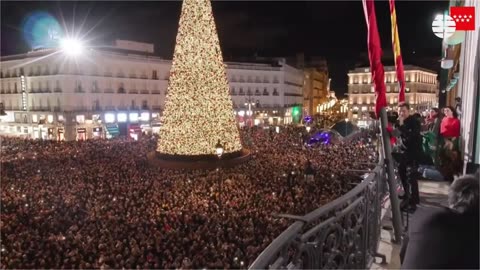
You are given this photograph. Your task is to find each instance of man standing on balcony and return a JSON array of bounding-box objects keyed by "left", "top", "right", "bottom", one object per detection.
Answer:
[{"left": 393, "top": 103, "right": 422, "bottom": 212}]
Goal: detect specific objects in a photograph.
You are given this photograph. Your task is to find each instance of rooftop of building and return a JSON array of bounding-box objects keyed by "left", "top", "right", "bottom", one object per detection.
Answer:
[
  {"left": 348, "top": 65, "right": 437, "bottom": 74},
  {"left": 0, "top": 47, "right": 166, "bottom": 63},
  {"left": 0, "top": 39, "right": 305, "bottom": 74}
]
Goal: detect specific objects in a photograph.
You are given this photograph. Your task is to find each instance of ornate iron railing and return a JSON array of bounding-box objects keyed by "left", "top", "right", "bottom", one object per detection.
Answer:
[{"left": 249, "top": 165, "right": 386, "bottom": 269}]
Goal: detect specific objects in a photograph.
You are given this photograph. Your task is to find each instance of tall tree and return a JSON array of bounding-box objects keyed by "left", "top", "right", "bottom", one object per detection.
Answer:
[{"left": 157, "top": 0, "right": 242, "bottom": 156}]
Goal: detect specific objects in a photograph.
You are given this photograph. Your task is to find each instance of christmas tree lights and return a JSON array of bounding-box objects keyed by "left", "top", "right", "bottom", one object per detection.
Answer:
[{"left": 157, "top": 0, "right": 243, "bottom": 156}]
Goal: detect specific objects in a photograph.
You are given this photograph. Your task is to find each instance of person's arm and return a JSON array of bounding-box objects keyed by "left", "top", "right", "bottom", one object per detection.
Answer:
[{"left": 453, "top": 119, "right": 461, "bottom": 137}]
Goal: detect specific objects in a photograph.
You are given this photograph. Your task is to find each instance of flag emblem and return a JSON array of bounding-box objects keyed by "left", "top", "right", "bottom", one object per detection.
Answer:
[{"left": 450, "top": 6, "right": 475, "bottom": 31}]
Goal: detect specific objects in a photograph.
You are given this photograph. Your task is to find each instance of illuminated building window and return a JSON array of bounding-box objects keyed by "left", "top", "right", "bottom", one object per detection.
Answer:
[
  {"left": 105, "top": 113, "right": 115, "bottom": 123},
  {"left": 117, "top": 113, "right": 127, "bottom": 123}
]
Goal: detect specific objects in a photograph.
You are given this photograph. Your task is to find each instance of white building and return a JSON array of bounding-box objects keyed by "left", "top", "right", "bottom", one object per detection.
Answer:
[
  {"left": 0, "top": 40, "right": 303, "bottom": 140},
  {"left": 347, "top": 65, "right": 439, "bottom": 121}
]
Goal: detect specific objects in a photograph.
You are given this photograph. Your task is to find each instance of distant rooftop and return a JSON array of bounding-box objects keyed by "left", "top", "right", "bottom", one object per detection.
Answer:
[
  {"left": 349, "top": 65, "right": 437, "bottom": 74},
  {"left": 0, "top": 39, "right": 160, "bottom": 62}
]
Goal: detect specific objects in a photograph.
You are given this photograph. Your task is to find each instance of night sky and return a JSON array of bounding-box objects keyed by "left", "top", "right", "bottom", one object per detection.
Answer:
[{"left": 1, "top": 0, "right": 449, "bottom": 95}]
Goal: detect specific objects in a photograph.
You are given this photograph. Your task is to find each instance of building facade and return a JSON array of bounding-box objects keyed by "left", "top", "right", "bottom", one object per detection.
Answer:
[
  {"left": 303, "top": 68, "right": 330, "bottom": 116},
  {"left": 347, "top": 65, "right": 439, "bottom": 121},
  {"left": 0, "top": 41, "right": 303, "bottom": 140}
]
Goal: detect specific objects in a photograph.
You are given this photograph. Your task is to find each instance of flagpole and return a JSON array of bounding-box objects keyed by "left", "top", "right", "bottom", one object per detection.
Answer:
[
  {"left": 379, "top": 108, "right": 403, "bottom": 243},
  {"left": 364, "top": 0, "right": 403, "bottom": 243}
]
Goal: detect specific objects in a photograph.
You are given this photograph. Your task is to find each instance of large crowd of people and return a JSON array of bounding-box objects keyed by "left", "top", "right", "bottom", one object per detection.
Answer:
[{"left": 1, "top": 127, "right": 376, "bottom": 269}]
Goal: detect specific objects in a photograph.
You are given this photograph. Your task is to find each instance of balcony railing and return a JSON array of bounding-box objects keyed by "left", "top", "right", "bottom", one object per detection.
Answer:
[{"left": 250, "top": 136, "right": 386, "bottom": 270}]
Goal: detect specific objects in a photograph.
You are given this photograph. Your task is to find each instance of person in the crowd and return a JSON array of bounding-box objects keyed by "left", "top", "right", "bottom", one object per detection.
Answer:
[
  {"left": 440, "top": 106, "right": 461, "bottom": 139},
  {"left": 423, "top": 108, "right": 441, "bottom": 133},
  {"left": 0, "top": 127, "right": 376, "bottom": 269},
  {"left": 454, "top": 97, "right": 462, "bottom": 119},
  {"left": 438, "top": 106, "right": 462, "bottom": 182},
  {"left": 418, "top": 108, "right": 444, "bottom": 180},
  {"left": 401, "top": 173, "right": 479, "bottom": 269},
  {"left": 387, "top": 111, "right": 398, "bottom": 147},
  {"left": 392, "top": 102, "right": 422, "bottom": 211}
]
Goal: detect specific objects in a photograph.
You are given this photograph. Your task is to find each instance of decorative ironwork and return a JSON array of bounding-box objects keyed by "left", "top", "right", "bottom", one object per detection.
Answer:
[{"left": 249, "top": 165, "right": 386, "bottom": 269}]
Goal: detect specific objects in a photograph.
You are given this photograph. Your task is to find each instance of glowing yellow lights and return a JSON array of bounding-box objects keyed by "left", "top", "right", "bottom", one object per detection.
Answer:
[{"left": 157, "top": 0, "right": 243, "bottom": 156}]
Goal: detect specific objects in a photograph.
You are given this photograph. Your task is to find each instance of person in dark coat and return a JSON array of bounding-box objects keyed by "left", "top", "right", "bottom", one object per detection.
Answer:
[
  {"left": 401, "top": 174, "right": 479, "bottom": 269},
  {"left": 393, "top": 103, "right": 423, "bottom": 211}
]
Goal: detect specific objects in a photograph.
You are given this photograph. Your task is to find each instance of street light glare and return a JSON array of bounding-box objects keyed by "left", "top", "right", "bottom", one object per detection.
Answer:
[{"left": 60, "top": 38, "right": 84, "bottom": 56}]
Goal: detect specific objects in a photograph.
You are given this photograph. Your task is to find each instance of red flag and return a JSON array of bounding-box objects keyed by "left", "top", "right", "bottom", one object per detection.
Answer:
[
  {"left": 363, "top": 0, "right": 387, "bottom": 118},
  {"left": 389, "top": 0, "right": 406, "bottom": 103},
  {"left": 450, "top": 6, "right": 475, "bottom": 31}
]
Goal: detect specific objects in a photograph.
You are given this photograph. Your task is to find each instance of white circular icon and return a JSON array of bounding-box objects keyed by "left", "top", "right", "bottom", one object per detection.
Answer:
[{"left": 432, "top": 14, "right": 456, "bottom": 39}]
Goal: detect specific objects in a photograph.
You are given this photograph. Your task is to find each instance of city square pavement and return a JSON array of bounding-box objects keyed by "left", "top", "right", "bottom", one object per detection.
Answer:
[{"left": 370, "top": 180, "right": 450, "bottom": 269}]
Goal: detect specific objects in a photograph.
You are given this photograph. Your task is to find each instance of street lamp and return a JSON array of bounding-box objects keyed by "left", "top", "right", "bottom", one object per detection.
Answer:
[
  {"left": 344, "top": 118, "right": 349, "bottom": 137},
  {"left": 215, "top": 140, "right": 224, "bottom": 159},
  {"left": 60, "top": 38, "right": 84, "bottom": 57},
  {"left": 215, "top": 140, "right": 224, "bottom": 211},
  {"left": 306, "top": 126, "right": 311, "bottom": 133}
]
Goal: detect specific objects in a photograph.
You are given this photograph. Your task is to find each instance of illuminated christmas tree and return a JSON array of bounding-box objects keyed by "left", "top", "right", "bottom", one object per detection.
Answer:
[{"left": 157, "top": 0, "right": 243, "bottom": 157}]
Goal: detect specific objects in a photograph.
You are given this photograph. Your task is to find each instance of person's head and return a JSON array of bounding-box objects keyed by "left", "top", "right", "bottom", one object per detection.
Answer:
[
  {"left": 455, "top": 97, "right": 461, "bottom": 104},
  {"left": 429, "top": 108, "right": 439, "bottom": 118},
  {"left": 398, "top": 103, "right": 410, "bottom": 119},
  {"left": 448, "top": 174, "right": 479, "bottom": 214},
  {"left": 443, "top": 106, "right": 458, "bottom": 118}
]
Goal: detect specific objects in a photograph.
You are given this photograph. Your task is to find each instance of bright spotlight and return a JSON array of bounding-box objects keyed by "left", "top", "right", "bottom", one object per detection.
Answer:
[{"left": 60, "top": 38, "right": 84, "bottom": 56}]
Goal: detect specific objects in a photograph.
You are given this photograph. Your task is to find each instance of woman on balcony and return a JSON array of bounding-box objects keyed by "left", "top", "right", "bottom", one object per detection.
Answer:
[{"left": 438, "top": 106, "right": 462, "bottom": 182}]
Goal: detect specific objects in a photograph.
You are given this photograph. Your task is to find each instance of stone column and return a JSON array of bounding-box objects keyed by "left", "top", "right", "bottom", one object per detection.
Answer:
[{"left": 457, "top": 0, "right": 480, "bottom": 173}]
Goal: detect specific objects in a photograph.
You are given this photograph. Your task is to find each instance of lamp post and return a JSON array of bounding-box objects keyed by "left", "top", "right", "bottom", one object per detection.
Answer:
[
  {"left": 345, "top": 118, "right": 349, "bottom": 137},
  {"left": 215, "top": 140, "right": 224, "bottom": 210}
]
